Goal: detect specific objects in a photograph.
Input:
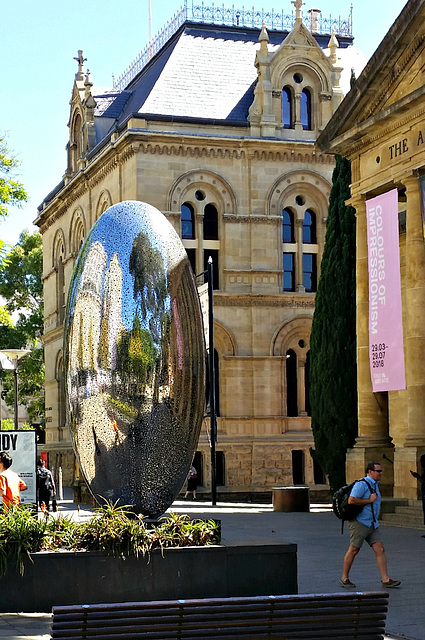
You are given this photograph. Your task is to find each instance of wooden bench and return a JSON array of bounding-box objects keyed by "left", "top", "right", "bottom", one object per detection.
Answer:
[{"left": 50, "top": 591, "right": 389, "bottom": 639}]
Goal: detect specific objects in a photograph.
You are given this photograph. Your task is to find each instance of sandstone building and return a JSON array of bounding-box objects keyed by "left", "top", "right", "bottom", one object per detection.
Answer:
[
  {"left": 318, "top": 0, "right": 425, "bottom": 509},
  {"left": 36, "top": 1, "right": 364, "bottom": 497}
]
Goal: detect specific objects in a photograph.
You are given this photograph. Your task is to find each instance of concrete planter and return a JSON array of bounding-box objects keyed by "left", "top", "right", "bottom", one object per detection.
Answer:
[{"left": 2, "top": 542, "right": 297, "bottom": 612}]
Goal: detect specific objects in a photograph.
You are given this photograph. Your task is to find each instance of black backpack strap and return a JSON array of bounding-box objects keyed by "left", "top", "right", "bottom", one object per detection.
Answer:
[{"left": 361, "top": 478, "right": 377, "bottom": 526}]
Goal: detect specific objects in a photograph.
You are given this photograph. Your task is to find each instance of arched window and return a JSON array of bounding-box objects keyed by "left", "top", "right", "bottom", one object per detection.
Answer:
[
  {"left": 282, "top": 86, "right": 293, "bottom": 129},
  {"left": 57, "top": 256, "right": 65, "bottom": 324},
  {"left": 300, "top": 89, "right": 312, "bottom": 130},
  {"left": 203, "top": 204, "right": 218, "bottom": 240},
  {"left": 206, "top": 348, "right": 220, "bottom": 416},
  {"left": 283, "top": 208, "right": 295, "bottom": 243},
  {"left": 303, "top": 254, "right": 317, "bottom": 292},
  {"left": 283, "top": 253, "right": 295, "bottom": 292},
  {"left": 292, "top": 450, "right": 305, "bottom": 484},
  {"left": 286, "top": 349, "right": 298, "bottom": 416},
  {"left": 303, "top": 209, "right": 316, "bottom": 244},
  {"left": 305, "top": 350, "right": 311, "bottom": 416},
  {"left": 71, "top": 113, "right": 82, "bottom": 170},
  {"left": 181, "top": 203, "right": 195, "bottom": 239}
]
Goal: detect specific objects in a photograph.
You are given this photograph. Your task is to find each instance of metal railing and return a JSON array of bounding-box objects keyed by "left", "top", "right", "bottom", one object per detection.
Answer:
[{"left": 114, "top": 1, "right": 353, "bottom": 91}]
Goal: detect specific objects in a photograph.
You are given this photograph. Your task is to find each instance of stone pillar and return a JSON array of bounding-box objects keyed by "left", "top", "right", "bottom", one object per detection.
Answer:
[
  {"left": 394, "top": 173, "right": 425, "bottom": 499},
  {"left": 297, "top": 357, "right": 307, "bottom": 416},
  {"left": 294, "top": 93, "right": 303, "bottom": 133},
  {"left": 345, "top": 195, "right": 393, "bottom": 490},
  {"left": 295, "top": 219, "right": 305, "bottom": 292}
]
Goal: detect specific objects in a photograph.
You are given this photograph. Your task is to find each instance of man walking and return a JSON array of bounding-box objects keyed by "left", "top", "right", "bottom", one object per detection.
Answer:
[
  {"left": 36, "top": 459, "right": 56, "bottom": 511},
  {"left": 340, "top": 461, "right": 401, "bottom": 589},
  {"left": 0, "top": 451, "right": 27, "bottom": 508}
]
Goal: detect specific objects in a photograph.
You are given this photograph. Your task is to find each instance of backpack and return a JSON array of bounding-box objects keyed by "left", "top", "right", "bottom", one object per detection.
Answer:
[
  {"left": 332, "top": 479, "right": 374, "bottom": 532},
  {"left": 38, "top": 467, "right": 53, "bottom": 493}
]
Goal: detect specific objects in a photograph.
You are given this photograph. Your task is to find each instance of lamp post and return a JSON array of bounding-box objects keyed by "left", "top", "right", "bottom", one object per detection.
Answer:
[{"left": 0, "top": 349, "right": 30, "bottom": 430}]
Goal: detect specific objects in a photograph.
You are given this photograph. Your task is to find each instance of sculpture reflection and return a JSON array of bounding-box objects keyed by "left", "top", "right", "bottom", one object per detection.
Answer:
[{"left": 64, "top": 201, "right": 206, "bottom": 517}]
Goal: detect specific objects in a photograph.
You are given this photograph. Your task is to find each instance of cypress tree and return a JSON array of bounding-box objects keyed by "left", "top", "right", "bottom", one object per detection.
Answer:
[{"left": 309, "top": 155, "right": 357, "bottom": 491}]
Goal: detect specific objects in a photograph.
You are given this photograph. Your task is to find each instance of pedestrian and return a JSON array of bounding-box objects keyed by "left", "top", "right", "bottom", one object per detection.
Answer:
[
  {"left": 340, "top": 461, "right": 401, "bottom": 589},
  {"left": 0, "top": 451, "right": 28, "bottom": 509},
  {"left": 36, "top": 459, "right": 56, "bottom": 512},
  {"left": 184, "top": 464, "right": 198, "bottom": 500},
  {"left": 410, "top": 454, "right": 425, "bottom": 528}
]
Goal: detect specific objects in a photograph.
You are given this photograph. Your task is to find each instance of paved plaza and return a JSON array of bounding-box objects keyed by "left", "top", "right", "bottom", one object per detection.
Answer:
[{"left": 1, "top": 494, "right": 423, "bottom": 640}]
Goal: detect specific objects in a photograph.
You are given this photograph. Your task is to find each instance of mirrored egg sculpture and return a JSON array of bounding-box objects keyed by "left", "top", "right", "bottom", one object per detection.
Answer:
[{"left": 64, "top": 201, "right": 206, "bottom": 517}]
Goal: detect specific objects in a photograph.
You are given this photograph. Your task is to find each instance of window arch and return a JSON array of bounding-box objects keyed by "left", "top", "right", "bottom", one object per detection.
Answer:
[
  {"left": 70, "top": 208, "right": 86, "bottom": 257},
  {"left": 300, "top": 89, "right": 312, "bottom": 130},
  {"left": 71, "top": 112, "right": 82, "bottom": 171},
  {"left": 55, "top": 352, "right": 66, "bottom": 441},
  {"left": 203, "top": 204, "right": 218, "bottom": 240},
  {"left": 53, "top": 232, "right": 66, "bottom": 325},
  {"left": 286, "top": 349, "right": 298, "bottom": 417},
  {"left": 282, "top": 86, "right": 293, "bottom": 129},
  {"left": 169, "top": 171, "right": 227, "bottom": 291},
  {"left": 283, "top": 208, "right": 295, "bottom": 243},
  {"left": 303, "top": 209, "right": 316, "bottom": 244},
  {"left": 181, "top": 202, "right": 195, "bottom": 239},
  {"left": 305, "top": 350, "right": 311, "bottom": 416}
]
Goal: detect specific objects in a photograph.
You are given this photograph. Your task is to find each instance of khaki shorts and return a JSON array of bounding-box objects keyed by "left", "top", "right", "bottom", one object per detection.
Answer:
[{"left": 348, "top": 519, "right": 382, "bottom": 549}]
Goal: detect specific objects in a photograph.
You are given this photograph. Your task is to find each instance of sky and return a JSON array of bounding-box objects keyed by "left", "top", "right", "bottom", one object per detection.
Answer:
[{"left": 1, "top": 0, "right": 407, "bottom": 248}]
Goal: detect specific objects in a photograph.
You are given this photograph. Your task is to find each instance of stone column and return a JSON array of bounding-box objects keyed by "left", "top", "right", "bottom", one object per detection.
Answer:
[
  {"left": 294, "top": 93, "right": 303, "bottom": 133},
  {"left": 394, "top": 173, "right": 425, "bottom": 499},
  {"left": 297, "top": 356, "right": 307, "bottom": 416},
  {"left": 345, "top": 194, "right": 393, "bottom": 490}
]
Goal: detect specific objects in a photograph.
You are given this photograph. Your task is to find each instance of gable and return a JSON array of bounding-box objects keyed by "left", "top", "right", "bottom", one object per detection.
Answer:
[
  {"left": 317, "top": 0, "right": 425, "bottom": 152},
  {"left": 372, "top": 33, "right": 425, "bottom": 116}
]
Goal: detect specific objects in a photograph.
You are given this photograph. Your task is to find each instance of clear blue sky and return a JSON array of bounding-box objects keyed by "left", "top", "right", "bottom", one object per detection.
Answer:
[{"left": 0, "top": 0, "right": 406, "bottom": 247}]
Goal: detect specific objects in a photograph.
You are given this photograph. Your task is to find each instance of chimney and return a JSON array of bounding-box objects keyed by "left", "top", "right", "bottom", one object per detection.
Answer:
[{"left": 308, "top": 8, "right": 321, "bottom": 32}]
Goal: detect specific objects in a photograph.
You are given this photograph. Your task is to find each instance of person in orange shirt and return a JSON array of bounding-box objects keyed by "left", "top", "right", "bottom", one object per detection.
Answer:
[{"left": 0, "top": 451, "right": 27, "bottom": 508}]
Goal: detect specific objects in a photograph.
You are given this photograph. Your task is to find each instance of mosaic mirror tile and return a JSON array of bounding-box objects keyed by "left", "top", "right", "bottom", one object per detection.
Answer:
[{"left": 64, "top": 201, "right": 206, "bottom": 517}]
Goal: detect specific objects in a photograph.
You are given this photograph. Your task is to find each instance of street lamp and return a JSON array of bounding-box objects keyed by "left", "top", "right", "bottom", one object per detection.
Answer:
[{"left": 0, "top": 349, "right": 30, "bottom": 430}]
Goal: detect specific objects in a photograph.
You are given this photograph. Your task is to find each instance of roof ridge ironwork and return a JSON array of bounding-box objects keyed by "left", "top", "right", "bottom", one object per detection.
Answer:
[{"left": 114, "top": 1, "right": 353, "bottom": 91}]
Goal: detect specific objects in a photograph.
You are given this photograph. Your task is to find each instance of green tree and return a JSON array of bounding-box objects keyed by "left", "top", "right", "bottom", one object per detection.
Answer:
[
  {"left": 0, "top": 135, "right": 28, "bottom": 218},
  {"left": 0, "top": 231, "right": 44, "bottom": 425},
  {"left": 309, "top": 156, "right": 357, "bottom": 491}
]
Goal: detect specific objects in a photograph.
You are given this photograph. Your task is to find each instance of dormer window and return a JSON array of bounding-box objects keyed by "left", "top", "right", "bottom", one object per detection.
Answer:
[
  {"left": 283, "top": 208, "right": 295, "bottom": 243},
  {"left": 181, "top": 203, "right": 195, "bottom": 239},
  {"left": 300, "top": 89, "right": 312, "bottom": 130},
  {"left": 282, "top": 87, "right": 294, "bottom": 129},
  {"left": 302, "top": 209, "right": 316, "bottom": 243}
]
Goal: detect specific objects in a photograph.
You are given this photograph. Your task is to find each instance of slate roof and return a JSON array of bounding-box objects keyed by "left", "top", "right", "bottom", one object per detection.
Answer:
[
  {"left": 93, "top": 90, "right": 131, "bottom": 118},
  {"left": 89, "top": 23, "right": 364, "bottom": 135}
]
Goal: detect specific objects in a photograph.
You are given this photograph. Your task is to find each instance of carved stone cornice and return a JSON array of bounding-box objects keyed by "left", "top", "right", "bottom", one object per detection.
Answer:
[
  {"left": 213, "top": 293, "right": 315, "bottom": 308},
  {"left": 332, "top": 98, "right": 425, "bottom": 158},
  {"left": 37, "top": 129, "right": 331, "bottom": 228},
  {"left": 363, "top": 34, "right": 425, "bottom": 121},
  {"left": 222, "top": 214, "right": 282, "bottom": 223}
]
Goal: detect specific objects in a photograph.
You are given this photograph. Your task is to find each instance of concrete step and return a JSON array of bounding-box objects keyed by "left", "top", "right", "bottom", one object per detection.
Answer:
[{"left": 381, "top": 505, "right": 424, "bottom": 529}]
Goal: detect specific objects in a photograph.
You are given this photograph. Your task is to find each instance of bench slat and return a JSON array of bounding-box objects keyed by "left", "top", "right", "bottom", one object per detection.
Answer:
[{"left": 51, "top": 592, "right": 389, "bottom": 640}]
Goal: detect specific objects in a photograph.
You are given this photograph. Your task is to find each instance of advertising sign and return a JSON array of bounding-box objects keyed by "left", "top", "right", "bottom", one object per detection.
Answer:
[
  {"left": 0, "top": 430, "right": 37, "bottom": 504},
  {"left": 366, "top": 189, "right": 405, "bottom": 392}
]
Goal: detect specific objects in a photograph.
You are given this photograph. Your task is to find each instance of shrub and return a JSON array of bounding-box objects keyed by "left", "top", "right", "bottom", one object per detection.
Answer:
[{"left": 0, "top": 500, "right": 221, "bottom": 575}]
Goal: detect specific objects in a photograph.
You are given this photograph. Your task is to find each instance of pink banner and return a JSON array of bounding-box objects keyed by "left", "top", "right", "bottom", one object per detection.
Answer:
[{"left": 366, "top": 190, "right": 405, "bottom": 392}]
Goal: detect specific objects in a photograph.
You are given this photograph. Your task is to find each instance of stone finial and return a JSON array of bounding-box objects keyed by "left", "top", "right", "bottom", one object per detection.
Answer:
[
  {"left": 74, "top": 49, "right": 86, "bottom": 81},
  {"left": 259, "top": 22, "right": 269, "bottom": 55},
  {"left": 328, "top": 29, "right": 339, "bottom": 64},
  {"left": 84, "top": 69, "right": 93, "bottom": 97},
  {"left": 292, "top": 0, "right": 304, "bottom": 22}
]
